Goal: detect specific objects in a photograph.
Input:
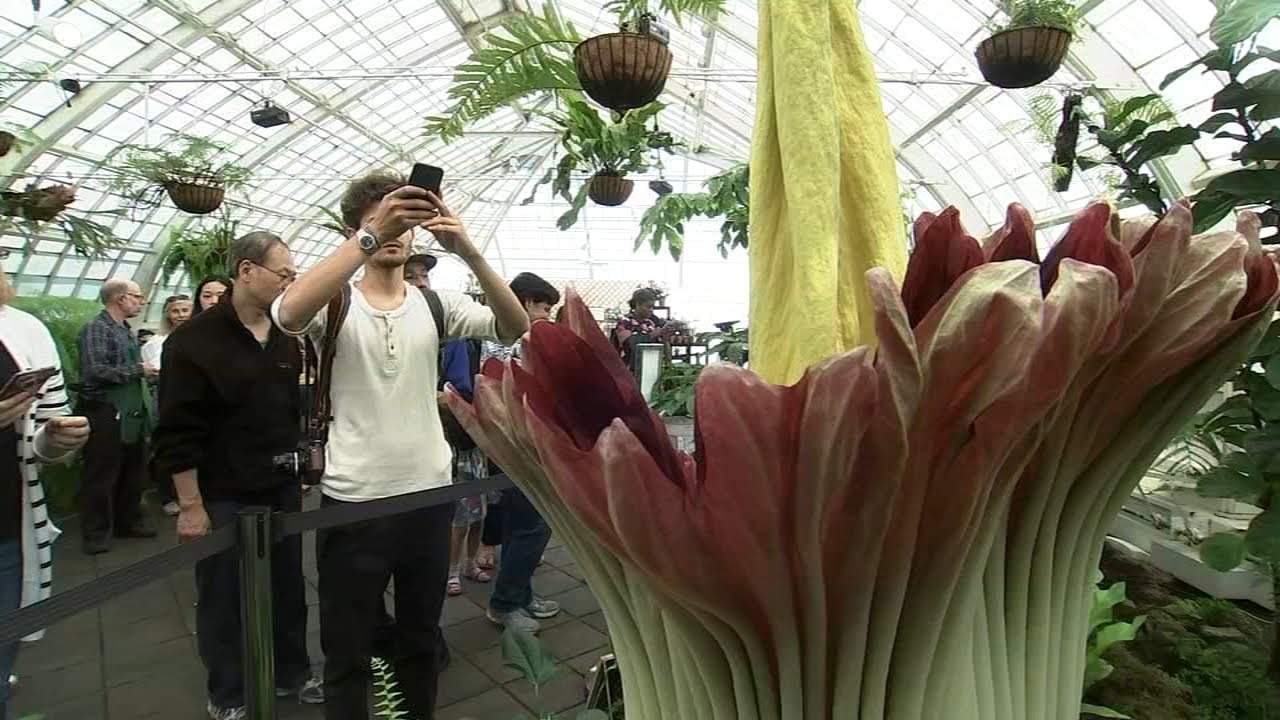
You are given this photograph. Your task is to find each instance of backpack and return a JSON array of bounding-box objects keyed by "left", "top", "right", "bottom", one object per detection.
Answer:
[{"left": 305, "top": 285, "right": 472, "bottom": 484}]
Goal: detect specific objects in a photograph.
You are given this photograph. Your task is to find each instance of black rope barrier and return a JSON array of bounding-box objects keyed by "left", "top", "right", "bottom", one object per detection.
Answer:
[
  {"left": 0, "top": 475, "right": 515, "bottom": 647},
  {"left": 276, "top": 475, "right": 513, "bottom": 538},
  {"left": 0, "top": 525, "right": 236, "bottom": 646}
]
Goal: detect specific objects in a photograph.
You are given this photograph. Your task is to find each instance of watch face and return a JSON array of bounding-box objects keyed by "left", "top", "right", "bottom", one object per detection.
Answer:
[{"left": 358, "top": 231, "right": 378, "bottom": 253}]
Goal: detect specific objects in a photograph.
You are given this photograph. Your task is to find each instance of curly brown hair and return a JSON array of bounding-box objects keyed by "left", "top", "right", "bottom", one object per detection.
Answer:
[{"left": 339, "top": 170, "right": 405, "bottom": 231}]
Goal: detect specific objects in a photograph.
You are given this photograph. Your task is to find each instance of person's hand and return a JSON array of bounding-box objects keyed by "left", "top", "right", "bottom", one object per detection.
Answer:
[
  {"left": 44, "top": 416, "right": 90, "bottom": 452},
  {"left": 421, "top": 192, "right": 479, "bottom": 259},
  {"left": 176, "top": 503, "right": 211, "bottom": 543},
  {"left": 365, "top": 186, "right": 439, "bottom": 245},
  {"left": 143, "top": 364, "right": 160, "bottom": 379},
  {"left": 0, "top": 393, "right": 33, "bottom": 429}
]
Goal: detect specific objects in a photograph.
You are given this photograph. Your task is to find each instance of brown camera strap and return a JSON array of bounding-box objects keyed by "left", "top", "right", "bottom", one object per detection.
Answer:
[{"left": 308, "top": 283, "right": 351, "bottom": 438}]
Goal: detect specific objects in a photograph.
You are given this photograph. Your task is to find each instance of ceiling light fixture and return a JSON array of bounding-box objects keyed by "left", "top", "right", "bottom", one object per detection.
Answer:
[{"left": 250, "top": 100, "right": 292, "bottom": 128}]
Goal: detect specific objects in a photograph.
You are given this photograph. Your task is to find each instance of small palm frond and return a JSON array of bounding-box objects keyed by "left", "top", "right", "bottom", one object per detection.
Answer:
[
  {"left": 425, "top": 5, "right": 583, "bottom": 140},
  {"left": 606, "top": 0, "right": 726, "bottom": 24}
]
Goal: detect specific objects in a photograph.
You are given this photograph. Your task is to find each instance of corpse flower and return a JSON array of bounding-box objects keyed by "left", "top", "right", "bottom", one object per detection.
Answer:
[{"left": 449, "top": 201, "right": 1277, "bottom": 720}]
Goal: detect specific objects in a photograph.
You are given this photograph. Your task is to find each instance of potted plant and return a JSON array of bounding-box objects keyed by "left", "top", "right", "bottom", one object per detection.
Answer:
[
  {"left": 424, "top": 1, "right": 723, "bottom": 139},
  {"left": 106, "top": 133, "right": 251, "bottom": 214},
  {"left": 158, "top": 212, "right": 239, "bottom": 286},
  {"left": 635, "top": 163, "right": 748, "bottom": 260},
  {"left": 0, "top": 184, "right": 125, "bottom": 257},
  {"left": 976, "top": 0, "right": 1079, "bottom": 89},
  {"left": 524, "top": 96, "right": 682, "bottom": 230}
]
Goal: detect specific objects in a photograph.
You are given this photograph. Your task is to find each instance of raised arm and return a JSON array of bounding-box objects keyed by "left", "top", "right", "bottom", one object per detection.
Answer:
[
  {"left": 423, "top": 191, "right": 529, "bottom": 343},
  {"left": 276, "top": 185, "right": 439, "bottom": 332}
]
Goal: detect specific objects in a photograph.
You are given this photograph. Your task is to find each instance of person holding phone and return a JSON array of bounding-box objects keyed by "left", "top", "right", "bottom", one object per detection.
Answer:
[
  {"left": 272, "top": 169, "right": 529, "bottom": 720},
  {"left": 0, "top": 265, "right": 90, "bottom": 720}
]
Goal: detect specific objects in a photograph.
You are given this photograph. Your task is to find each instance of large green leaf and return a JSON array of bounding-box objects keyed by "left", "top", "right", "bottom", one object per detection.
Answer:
[
  {"left": 501, "top": 628, "right": 558, "bottom": 688},
  {"left": 1245, "top": 508, "right": 1280, "bottom": 563},
  {"left": 1126, "top": 126, "right": 1200, "bottom": 168},
  {"left": 1200, "top": 168, "right": 1280, "bottom": 203},
  {"left": 1210, "top": 0, "right": 1280, "bottom": 48},
  {"left": 1240, "top": 129, "right": 1280, "bottom": 162},
  {"left": 1089, "top": 581, "right": 1127, "bottom": 632},
  {"left": 1201, "top": 531, "right": 1247, "bottom": 571},
  {"left": 1196, "top": 465, "right": 1265, "bottom": 499}
]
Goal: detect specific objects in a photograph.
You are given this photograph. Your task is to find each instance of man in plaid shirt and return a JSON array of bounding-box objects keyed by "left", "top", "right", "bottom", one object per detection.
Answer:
[{"left": 76, "top": 279, "right": 158, "bottom": 554}]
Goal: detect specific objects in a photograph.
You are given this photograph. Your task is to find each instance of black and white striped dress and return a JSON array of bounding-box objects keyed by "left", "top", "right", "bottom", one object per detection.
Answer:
[{"left": 0, "top": 305, "right": 69, "bottom": 642}]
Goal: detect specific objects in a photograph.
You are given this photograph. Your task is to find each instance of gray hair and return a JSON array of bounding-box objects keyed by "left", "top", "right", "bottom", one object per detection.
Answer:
[
  {"left": 230, "top": 232, "right": 286, "bottom": 275},
  {"left": 99, "top": 278, "right": 131, "bottom": 305}
]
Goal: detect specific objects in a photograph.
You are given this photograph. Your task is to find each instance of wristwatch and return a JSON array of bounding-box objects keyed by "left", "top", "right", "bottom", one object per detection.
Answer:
[{"left": 355, "top": 226, "right": 381, "bottom": 256}]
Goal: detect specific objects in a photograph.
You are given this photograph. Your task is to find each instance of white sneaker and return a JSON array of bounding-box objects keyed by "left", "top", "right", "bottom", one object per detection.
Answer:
[
  {"left": 206, "top": 702, "right": 246, "bottom": 720},
  {"left": 526, "top": 596, "right": 560, "bottom": 619},
  {"left": 276, "top": 676, "right": 324, "bottom": 704},
  {"left": 487, "top": 607, "right": 541, "bottom": 634}
]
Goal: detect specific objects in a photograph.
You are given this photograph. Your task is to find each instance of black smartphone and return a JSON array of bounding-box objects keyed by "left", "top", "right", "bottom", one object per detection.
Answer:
[
  {"left": 0, "top": 366, "right": 57, "bottom": 401},
  {"left": 408, "top": 163, "right": 444, "bottom": 196}
]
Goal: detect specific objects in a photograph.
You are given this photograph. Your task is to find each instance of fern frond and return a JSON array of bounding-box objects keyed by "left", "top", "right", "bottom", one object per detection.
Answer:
[
  {"left": 371, "top": 657, "right": 409, "bottom": 720},
  {"left": 425, "top": 5, "right": 583, "bottom": 140},
  {"left": 606, "top": 0, "right": 726, "bottom": 24}
]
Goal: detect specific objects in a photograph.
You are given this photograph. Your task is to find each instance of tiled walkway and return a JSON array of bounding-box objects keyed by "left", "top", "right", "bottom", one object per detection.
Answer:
[{"left": 11, "top": 498, "right": 612, "bottom": 720}]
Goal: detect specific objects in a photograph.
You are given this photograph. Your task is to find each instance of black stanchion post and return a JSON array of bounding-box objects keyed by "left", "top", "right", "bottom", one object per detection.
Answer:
[{"left": 238, "top": 506, "right": 276, "bottom": 720}]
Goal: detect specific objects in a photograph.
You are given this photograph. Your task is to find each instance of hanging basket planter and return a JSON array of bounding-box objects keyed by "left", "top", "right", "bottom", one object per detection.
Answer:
[
  {"left": 574, "top": 32, "right": 673, "bottom": 112},
  {"left": 0, "top": 131, "right": 14, "bottom": 158},
  {"left": 588, "top": 173, "right": 634, "bottom": 206},
  {"left": 975, "top": 26, "right": 1072, "bottom": 89},
  {"left": 164, "top": 179, "right": 226, "bottom": 214}
]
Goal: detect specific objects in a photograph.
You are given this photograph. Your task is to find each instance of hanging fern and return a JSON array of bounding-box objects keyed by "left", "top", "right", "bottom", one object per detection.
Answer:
[
  {"left": 159, "top": 213, "right": 239, "bottom": 288},
  {"left": 605, "top": 0, "right": 727, "bottom": 25},
  {"left": 424, "top": 5, "right": 583, "bottom": 141},
  {"left": 635, "top": 164, "right": 748, "bottom": 260}
]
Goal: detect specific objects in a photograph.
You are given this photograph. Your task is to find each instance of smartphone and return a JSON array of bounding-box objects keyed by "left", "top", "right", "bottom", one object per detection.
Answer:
[
  {"left": 408, "top": 163, "right": 444, "bottom": 196},
  {"left": 0, "top": 367, "right": 57, "bottom": 401}
]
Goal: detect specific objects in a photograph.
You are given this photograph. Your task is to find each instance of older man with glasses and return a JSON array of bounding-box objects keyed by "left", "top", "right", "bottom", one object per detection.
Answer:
[{"left": 76, "top": 278, "right": 158, "bottom": 555}]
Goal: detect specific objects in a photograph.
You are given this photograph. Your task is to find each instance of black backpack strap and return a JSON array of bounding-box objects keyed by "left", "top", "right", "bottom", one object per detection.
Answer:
[
  {"left": 421, "top": 288, "right": 446, "bottom": 341},
  {"left": 310, "top": 283, "right": 352, "bottom": 437}
]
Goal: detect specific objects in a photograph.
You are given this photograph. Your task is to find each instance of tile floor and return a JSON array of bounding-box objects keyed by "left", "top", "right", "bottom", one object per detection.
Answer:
[{"left": 11, "top": 500, "right": 612, "bottom": 720}]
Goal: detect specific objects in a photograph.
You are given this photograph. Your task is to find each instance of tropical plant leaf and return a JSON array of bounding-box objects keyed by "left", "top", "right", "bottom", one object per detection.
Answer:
[
  {"left": 1245, "top": 508, "right": 1280, "bottom": 564},
  {"left": 501, "top": 628, "right": 558, "bottom": 689},
  {"left": 424, "top": 6, "right": 583, "bottom": 140},
  {"left": 1210, "top": 0, "right": 1280, "bottom": 48}
]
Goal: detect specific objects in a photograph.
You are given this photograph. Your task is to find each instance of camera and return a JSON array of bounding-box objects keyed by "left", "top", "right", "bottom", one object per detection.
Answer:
[{"left": 273, "top": 443, "right": 326, "bottom": 486}]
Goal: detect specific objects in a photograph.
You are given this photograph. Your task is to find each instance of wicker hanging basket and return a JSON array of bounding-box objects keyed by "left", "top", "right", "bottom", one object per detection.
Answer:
[
  {"left": 574, "top": 32, "right": 672, "bottom": 112},
  {"left": 165, "top": 180, "right": 226, "bottom": 214},
  {"left": 588, "top": 174, "right": 634, "bottom": 206},
  {"left": 975, "top": 26, "right": 1072, "bottom": 89},
  {"left": 0, "top": 131, "right": 14, "bottom": 158}
]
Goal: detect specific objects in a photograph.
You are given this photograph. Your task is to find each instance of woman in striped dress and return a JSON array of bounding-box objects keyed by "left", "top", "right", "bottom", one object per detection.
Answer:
[{"left": 0, "top": 261, "right": 91, "bottom": 720}]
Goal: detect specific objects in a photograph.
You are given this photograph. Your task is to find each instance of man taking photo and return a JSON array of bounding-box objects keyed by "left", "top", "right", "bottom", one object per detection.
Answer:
[
  {"left": 273, "top": 171, "right": 528, "bottom": 720},
  {"left": 152, "top": 232, "right": 322, "bottom": 720}
]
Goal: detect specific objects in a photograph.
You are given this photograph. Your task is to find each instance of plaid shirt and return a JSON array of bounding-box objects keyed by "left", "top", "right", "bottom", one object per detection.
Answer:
[{"left": 77, "top": 310, "right": 143, "bottom": 400}]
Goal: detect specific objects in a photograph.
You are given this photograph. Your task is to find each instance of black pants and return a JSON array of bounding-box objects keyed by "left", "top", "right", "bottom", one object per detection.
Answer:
[
  {"left": 481, "top": 496, "right": 504, "bottom": 547},
  {"left": 79, "top": 402, "right": 145, "bottom": 542},
  {"left": 196, "top": 485, "right": 311, "bottom": 710},
  {"left": 319, "top": 500, "right": 452, "bottom": 720}
]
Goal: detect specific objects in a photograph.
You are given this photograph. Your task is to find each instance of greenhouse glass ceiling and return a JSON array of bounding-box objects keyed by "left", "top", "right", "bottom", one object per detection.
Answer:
[{"left": 0, "top": 0, "right": 1271, "bottom": 328}]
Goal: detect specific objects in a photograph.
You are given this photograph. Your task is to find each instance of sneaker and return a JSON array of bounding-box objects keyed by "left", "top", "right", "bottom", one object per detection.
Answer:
[
  {"left": 162, "top": 501, "right": 181, "bottom": 516},
  {"left": 526, "top": 597, "right": 560, "bottom": 619},
  {"left": 487, "top": 607, "right": 541, "bottom": 634},
  {"left": 277, "top": 676, "right": 324, "bottom": 704},
  {"left": 82, "top": 536, "right": 111, "bottom": 555},
  {"left": 206, "top": 702, "right": 246, "bottom": 720}
]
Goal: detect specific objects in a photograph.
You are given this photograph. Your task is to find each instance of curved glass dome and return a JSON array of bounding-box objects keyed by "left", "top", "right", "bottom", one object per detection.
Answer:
[{"left": 0, "top": 0, "right": 1267, "bottom": 328}]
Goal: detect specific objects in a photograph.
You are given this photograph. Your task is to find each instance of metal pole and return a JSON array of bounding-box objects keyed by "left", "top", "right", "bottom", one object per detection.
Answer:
[{"left": 238, "top": 506, "right": 276, "bottom": 720}]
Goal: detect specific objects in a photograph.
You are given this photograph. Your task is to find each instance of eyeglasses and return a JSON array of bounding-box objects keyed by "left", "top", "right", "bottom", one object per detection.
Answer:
[
  {"left": 125, "top": 292, "right": 147, "bottom": 301},
  {"left": 251, "top": 262, "right": 298, "bottom": 282}
]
